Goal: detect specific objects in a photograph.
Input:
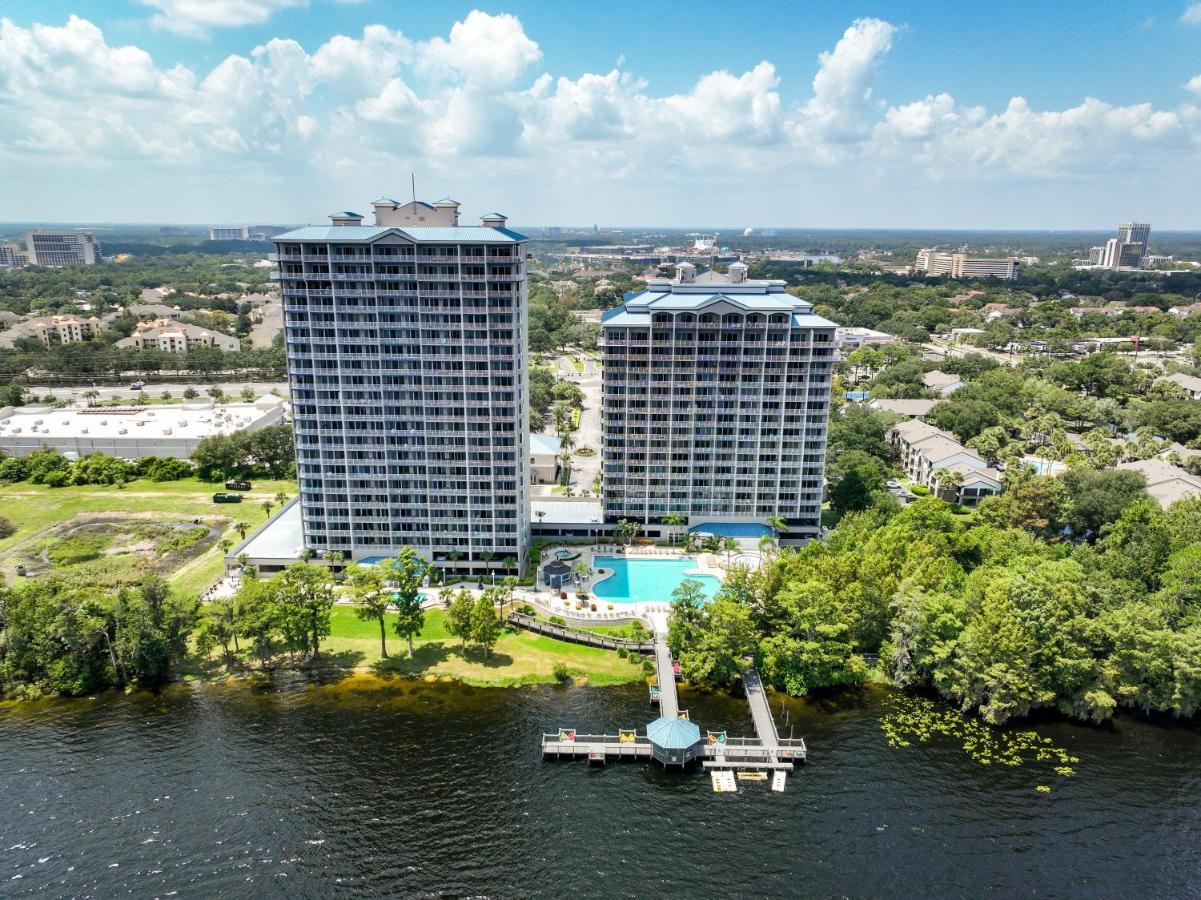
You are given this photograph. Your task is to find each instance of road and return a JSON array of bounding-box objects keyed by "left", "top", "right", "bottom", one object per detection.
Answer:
[
  {"left": 922, "top": 341, "right": 1019, "bottom": 367},
  {"left": 30, "top": 380, "right": 290, "bottom": 405},
  {"left": 564, "top": 354, "right": 602, "bottom": 494}
]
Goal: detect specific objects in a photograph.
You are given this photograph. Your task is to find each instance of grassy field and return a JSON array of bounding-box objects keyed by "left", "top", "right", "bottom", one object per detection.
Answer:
[
  {"left": 0, "top": 477, "right": 298, "bottom": 595},
  {"left": 317, "top": 607, "right": 648, "bottom": 687}
]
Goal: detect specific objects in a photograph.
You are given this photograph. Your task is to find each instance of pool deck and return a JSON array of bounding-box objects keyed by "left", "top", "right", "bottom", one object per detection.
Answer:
[{"left": 533, "top": 543, "right": 728, "bottom": 633}]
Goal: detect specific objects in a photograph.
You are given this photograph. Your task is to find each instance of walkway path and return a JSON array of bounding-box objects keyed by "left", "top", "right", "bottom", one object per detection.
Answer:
[
  {"left": 654, "top": 636, "right": 679, "bottom": 719},
  {"left": 742, "top": 665, "right": 778, "bottom": 749}
]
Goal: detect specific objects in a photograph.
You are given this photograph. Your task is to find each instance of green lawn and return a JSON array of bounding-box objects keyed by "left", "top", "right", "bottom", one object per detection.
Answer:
[
  {"left": 318, "top": 607, "right": 647, "bottom": 687},
  {"left": 0, "top": 477, "right": 298, "bottom": 595}
]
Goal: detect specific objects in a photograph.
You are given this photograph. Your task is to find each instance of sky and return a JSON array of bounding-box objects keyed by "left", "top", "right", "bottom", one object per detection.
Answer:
[{"left": 1, "top": 0, "right": 1200, "bottom": 229}]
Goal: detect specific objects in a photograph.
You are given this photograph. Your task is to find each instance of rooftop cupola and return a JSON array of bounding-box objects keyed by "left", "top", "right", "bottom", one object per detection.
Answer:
[
  {"left": 728, "top": 260, "right": 749, "bottom": 284},
  {"left": 481, "top": 213, "right": 508, "bottom": 229},
  {"left": 434, "top": 198, "right": 461, "bottom": 225},
  {"left": 330, "top": 211, "right": 364, "bottom": 227},
  {"left": 676, "top": 261, "right": 696, "bottom": 283}
]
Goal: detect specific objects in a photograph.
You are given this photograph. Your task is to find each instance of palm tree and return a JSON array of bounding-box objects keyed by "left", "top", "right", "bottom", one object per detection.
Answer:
[
  {"left": 766, "top": 515, "right": 788, "bottom": 537},
  {"left": 536, "top": 509, "right": 546, "bottom": 525},
  {"left": 662, "top": 512, "right": 686, "bottom": 545},
  {"left": 83, "top": 389, "right": 100, "bottom": 407},
  {"left": 219, "top": 538, "right": 232, "bottom": 553},
  {"left": 722, "top": 536, "right": 738, "bottom": 569},
  {"left": 936, "top": 468, "right": 965, "bottom": 503},
  {"left": 260, "top": 500, "right": 274, "bottom": 518},
  {"left": 757, "top": 533, "right": 778, "bottom": 569},
  {"left": 234, "top": 521, "right": 249, "bottom": 542},
  {"left": 274, "top": 491, "right": 288, "bottom": 505}
]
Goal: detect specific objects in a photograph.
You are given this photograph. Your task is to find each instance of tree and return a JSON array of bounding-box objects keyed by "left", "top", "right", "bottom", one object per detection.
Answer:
[
  {"left": 260, "top": 500, "right": 274, "bottom": 518},
  {"left": 758, "top": 581, "right": 867, "bottom": 696},
  {"left": 234, "top": 521, "right": 249, "bottom": 542},
  {"left": 346, "top": 562, "right": 390, "bottom": 659},
  {"left": 388, "top": 548, "right": 426, "bottom": 658},
  {"left": 273, "top": 562, "right": 335, "bottom": 660},
  {"left": 935, "top": 468, "right": 965, "bottom": 503},
  {"left": 662, "top": 512, "right": 687, "bottom": 544},
  {"left": 1061, "top": 468, "right": 1148, "bottom": 537},
  {"left": 444, "top": 588, "right": 475, "bottom": 651},
  {"left": 470, "top": 591, "right": 502, "bottom": 659},
  {"left": 722, "top": 537, "right": 739, "bottom": 568}
]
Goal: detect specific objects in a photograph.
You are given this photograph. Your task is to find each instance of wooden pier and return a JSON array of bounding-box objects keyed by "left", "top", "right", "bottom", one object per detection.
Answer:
[{"left": 541, "top": 636, "right": 806, "bottom": 784}]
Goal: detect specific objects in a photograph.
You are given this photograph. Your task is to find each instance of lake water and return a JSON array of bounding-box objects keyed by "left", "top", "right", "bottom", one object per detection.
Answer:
[{"left": 1, "top": 676, "right": 1198, "bottom": 897}]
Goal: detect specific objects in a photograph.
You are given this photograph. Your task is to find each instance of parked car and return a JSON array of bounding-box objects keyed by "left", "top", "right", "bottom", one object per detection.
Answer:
[
  {"left": 225, "top": 480, "right": 252, "bottom": 491},
  {"left": 212, "top": 493, "right": 243, "bottom": 503},
  {"left": 129, "top": 380, "right": 146, "bottom": 390}
]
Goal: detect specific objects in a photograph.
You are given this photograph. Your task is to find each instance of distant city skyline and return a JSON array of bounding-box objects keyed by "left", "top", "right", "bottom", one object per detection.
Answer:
[{"left": 1, "top": 1, "right": 1199, "bottom": 228}]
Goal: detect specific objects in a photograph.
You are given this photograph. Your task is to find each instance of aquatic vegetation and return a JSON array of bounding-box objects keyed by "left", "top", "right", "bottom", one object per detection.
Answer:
[{"left": 880, "top": 694, "right": 1080, "bottom": 786}]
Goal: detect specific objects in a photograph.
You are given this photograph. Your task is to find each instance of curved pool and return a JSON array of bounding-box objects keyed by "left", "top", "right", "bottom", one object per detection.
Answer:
[{"left": 591, "top": 555, "right": 721, "bottom": 604}]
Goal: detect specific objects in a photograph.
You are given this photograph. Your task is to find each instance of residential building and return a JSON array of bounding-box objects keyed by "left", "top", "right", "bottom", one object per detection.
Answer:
[
  {"left": 0, "top": 243, "right": 30, "bottom": 268},
  {"left": 116, "top": 319, "right": 239, "bottom": 352},
  {"left": 273, "top": 197, "right": 530, "bottom": 576},
  {"left": 915, "top": 250, "right": 1020, "bottom": 280},
  {"left": 601, "top": 260, "right": 836, "bottom": 543},
  {"left": 530, "top": 433, "right": 562, "bottom": 484},
  {"left": 28, "top": 314, "right": 101, "bottom": 346},
  {"left": 1169, "top": 302, "right": 1201, "bottom": 317},
  {"left": 981, "top": 302, "right": 1023, "bottom": 320},
  {"left": 25, "top": 230, "right": 100, "bottom": 266},
  {"left": 1117, "top": 458, "right": 1201, "bottom": 509},
  {"left": 922, "top": 370, "right": 963, "bottom": 394},
  {"left": 1157, "top": 372, "right": 1201, "bottom": 400},
  {"left": 887, "top": 419, "right": 1002, "bottom": 506},
  {"left": 868, "top": 398, "right": 940, "bottom": 418}
]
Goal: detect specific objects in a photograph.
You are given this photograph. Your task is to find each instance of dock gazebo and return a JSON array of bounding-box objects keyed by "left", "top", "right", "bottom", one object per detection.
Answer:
[{"left": 646, "top": 716, "right": 702, "bottom": 767}]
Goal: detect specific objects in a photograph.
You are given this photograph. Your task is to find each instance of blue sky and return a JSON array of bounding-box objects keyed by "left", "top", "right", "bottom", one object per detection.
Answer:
[{"left": 1, "top": 1, "right": 1199, "bottom": 227}]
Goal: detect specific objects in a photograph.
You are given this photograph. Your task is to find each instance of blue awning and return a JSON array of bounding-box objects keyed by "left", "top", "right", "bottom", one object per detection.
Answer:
[{"left": 646, "top": 716, "right": 701, "bottom": 750}]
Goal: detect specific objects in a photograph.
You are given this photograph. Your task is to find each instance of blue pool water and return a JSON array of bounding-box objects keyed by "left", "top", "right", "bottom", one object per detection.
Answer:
[{"left": 591, "top": 556, "right": 721, "bottom": 604}]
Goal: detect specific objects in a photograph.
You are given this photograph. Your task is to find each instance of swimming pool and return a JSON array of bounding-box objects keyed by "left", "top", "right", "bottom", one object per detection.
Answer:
[{"left": 591, "top": 555, "right": 721, "bottom": 604}]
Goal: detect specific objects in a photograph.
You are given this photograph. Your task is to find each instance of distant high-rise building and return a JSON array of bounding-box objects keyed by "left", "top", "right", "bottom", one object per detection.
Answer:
[
  {"left": 915, "top": 250, "right": 1020, "bottom": 280},
  {"left": 25, "top": 230, "right": 99, "bottom": 267},
  {"left": 601, "top": 261, "right": 835, "bottom": 543},
  {"left": 1089, "top": 222, "right": 1151, "bottom": 270},
  {"left": 0, "top": 243, "right": 30, "bottom": 268},
  {"left": 273, "top": 196, "right": 530, "bottom": 575}
]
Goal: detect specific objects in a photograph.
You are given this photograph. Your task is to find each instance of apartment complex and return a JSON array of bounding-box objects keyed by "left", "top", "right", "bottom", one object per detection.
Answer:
[
  {"left": 116, "top": 319, "right": 239, "bottom": 353},
  {"left": 600, "top": 262, "right": 836, "bottom": 543},
  {"left": 915, "top": 250, "right": 1020, "bottom": 280},
  {"left": 27, "top": 314, "right": 102, "bottom": 346},
  {"left": 888, "top": 419, "right": 1002, "bottom": 506},
  {"left": 273, "top": 198, "right": 530, "bottom": 575},
  {"left": 24, "top": 230, "right": 100, "bottom": 267}
]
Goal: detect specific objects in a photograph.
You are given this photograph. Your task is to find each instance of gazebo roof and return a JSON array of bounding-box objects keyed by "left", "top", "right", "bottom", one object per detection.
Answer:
[
  {"left": 646, "top": 716, "right": 701, "bottom": 750},
  {"left": 542, "top": 560, "right": 572, "bottom": 578}
]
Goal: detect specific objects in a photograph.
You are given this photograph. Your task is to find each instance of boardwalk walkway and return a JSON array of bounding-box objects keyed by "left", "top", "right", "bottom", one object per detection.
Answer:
[
  {"left": 741, "top": 665, "right": 778, "bottom": 749},
  {"left": 507, "top": 613, "right": 655, "bottom": 653},
  {"left": 653, "top": 637, "right": 679, "bottom": 719}
]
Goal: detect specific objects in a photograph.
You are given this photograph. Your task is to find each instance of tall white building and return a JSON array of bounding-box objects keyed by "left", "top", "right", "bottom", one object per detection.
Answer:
[
  {"left": 272, "top": 197, "right": 530, "bottom": 575},
  {"left": 601, "top": 262, "right": 836, "bottom": 543},
  {"left": 24, "top": 230, "right": 99, "bottom": 266}
]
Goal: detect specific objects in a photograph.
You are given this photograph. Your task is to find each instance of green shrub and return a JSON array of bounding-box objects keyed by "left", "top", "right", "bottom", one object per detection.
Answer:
[
  {"left": 552, "top": 662, "right": 570, "bottom": 683},
  {"left": 0, "top": 515, "right": 14, "bottom": 539},
  {"left": 642, "top": 659, "right": 654, "bottom": 674},
  {"left": 549, "top": 615, "right": 566, "bottom": 626},
  {"left": 518, "top": 603, "right": 535, "bottom": 616},
  {"left": 909, "top": 484, "right": 930, "bottom": 496},
  {"left": 43, "top": 470, "right": 69, "bottom": 488},
  {"left": 617, "top": 647, "right": 628, "bottom": 658}
]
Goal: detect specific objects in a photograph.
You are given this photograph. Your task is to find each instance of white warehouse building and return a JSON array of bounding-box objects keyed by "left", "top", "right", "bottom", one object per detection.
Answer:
[{"left": 0, "top": 397, "right": 287, "bottom": 459}]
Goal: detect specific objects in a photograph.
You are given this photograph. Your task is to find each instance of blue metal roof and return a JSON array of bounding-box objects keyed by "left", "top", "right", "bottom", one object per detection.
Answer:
[
  {"left": 646, "top": 716, "right": 701, "bottom": 750},
  {"left": 273, "top": 225, "right": 527, "bottom": 243}
]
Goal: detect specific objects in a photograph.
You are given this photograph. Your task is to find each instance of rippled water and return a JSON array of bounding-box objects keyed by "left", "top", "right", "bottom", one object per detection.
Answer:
[{"left": 1, "top": 676, "right": 1198, "bottom": 897}]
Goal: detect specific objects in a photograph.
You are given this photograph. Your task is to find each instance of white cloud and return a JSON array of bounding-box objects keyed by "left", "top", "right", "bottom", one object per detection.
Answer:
[
  {"left": 416, "top": 10, "right": 540, "bottom": 86},
  {"left": 139, "top": 0, "right": 306, "bottom": 37},
  {"left": 799, "top": 17, "right": 896, "bottom": 142},
  {"left": 0, "top": 12, "right": 1198, "bottom": 225},
  {"left": 1183, "top": 2, "right": 1201, "bottom": 25}
]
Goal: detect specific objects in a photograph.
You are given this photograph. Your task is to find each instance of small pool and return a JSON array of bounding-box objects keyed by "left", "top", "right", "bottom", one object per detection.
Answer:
[
  {"left": 554, "top": 549, "right": 577, "bottom": 561},
  {"left": 1022, "top": 457, "right": 1067, "bottom": 476},
  {"left": 592, "top": 555, "right": 721, "bottom": 604}
]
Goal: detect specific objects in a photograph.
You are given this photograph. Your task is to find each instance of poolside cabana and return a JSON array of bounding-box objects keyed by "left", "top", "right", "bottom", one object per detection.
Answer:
[
  {"left": 646, "top": 716, "right": 702, "bottom": 767},
  {"left": 541, "top": 559, "right": 573, "bottom": 589}
]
